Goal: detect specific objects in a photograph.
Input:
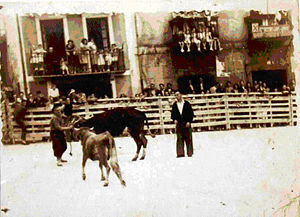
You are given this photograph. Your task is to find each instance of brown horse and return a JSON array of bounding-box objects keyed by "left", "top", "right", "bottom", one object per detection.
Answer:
[{"left": 73, "top": 127, "right": 126, "bottom": 187}]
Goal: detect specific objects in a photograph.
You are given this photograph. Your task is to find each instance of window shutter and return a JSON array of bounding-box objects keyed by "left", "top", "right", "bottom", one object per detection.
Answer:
[{"left": 111, "top": 13, "right": 130, "bottom": 70}]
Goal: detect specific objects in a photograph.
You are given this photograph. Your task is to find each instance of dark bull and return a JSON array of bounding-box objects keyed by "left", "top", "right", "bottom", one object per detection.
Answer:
[{"left": 74, "top": 107, "right": 155, "bottom": 161}]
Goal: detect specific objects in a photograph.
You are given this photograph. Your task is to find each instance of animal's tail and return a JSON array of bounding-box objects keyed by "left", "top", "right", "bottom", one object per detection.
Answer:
[{"left": 145, "top": 116, "right": 156, "bottom": 138}]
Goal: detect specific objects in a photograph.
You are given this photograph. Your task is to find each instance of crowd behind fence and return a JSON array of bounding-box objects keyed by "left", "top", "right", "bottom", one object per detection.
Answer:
[{"left": 1, "top": 92, "right": 297, "bottom": 144}]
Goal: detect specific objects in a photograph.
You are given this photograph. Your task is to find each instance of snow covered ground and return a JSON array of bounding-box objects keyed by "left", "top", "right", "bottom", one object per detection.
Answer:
[{"left": 1, "top": 126, "right": 299, "bottom": 217}]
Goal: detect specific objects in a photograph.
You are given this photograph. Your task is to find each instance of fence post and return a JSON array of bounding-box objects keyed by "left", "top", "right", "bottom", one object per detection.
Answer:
[
  {"left": 1, "top": 98, "right": 10, "bottom": 144},
  {"left": 224, "top": 94, "right": 230, "bottom": 130},
  {"left": 7, "top": 104, "right": 15, "bottom": 144},
  {"left": 269, "top": 96, "right": 273, "bottom": 127},
  {"left": 85, "top": 103, "right": 90, "bottom": 118},
  {"left": 158, "top": 97, "right": 165, "bottom": 134},
  {"left": 288, "top": 93, "right": 293, "bottom": 126}
]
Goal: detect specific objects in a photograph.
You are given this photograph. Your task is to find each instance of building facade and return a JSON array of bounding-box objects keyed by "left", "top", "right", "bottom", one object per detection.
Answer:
[{"left": 1, "top": 1, "right": 299, "bottom": 99}]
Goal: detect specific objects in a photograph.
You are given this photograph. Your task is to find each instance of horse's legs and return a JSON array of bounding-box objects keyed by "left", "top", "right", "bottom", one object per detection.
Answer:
[
  {"left": 82, "top": 155, "right": 88, "bottom": 180},
  {"left": 132, "top": 135, "right": 142, "bottom": 161},
  {"left": 139, "top": 133, "right": 148, "bottom": 160}
]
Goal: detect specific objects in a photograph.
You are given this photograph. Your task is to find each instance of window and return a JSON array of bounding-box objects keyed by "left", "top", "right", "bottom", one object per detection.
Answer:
[
  {"left": 40, "top": 19, "right": 66, "bottom": 58},
  {"left": 86, "top": 17, "right": 110, "bottom": 50}
]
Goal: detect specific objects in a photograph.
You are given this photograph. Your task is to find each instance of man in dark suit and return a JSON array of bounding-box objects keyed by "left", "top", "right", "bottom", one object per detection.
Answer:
[{"left": 171, "top": 91, "right": 194, "bottom": 157}]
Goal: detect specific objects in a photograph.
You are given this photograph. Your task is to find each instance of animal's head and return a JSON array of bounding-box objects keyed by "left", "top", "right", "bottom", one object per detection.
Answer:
[
  {"left": 73, "top": 115, "right": 92, "bottom": 128},
  {"left": 72, "top": 127, "right": 92, "bottom": 143}
]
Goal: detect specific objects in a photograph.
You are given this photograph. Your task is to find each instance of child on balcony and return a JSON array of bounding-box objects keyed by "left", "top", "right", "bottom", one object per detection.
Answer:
[
  {"left": 30, "top": 45, "right": 39, "bottom": 74},
  {"left": 97, "top": 49, "right": 105, "bottom": 72},
  {"left": 60, "top": 58, "right": 69, "bottom": 75},
  {"left": 36, "top": 44, "right": 47, "bottom": 74},
  {"left": 111, "top": 43, "right": 119, "bottom": 71},
  {"left": 104, "top": 48, "right": 112, "bottom": 71}
]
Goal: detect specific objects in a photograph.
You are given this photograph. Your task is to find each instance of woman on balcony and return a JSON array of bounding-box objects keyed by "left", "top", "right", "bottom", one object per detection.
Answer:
[
  {"left": 66, "top": 40, "right": 79, "bottom": 74},
  {"left": 79, "top": 38, "right": 90, "bottom": 73}
]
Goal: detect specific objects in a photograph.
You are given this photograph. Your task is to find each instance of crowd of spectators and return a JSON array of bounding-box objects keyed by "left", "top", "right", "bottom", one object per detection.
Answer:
[
  {"left": 30, "top": 39, "right": 124, "bottom": 76},
  {"left": 135, "top": 78, "right": 296, "bottom": 98},
  {"left": 1, "top": 78, "right": 296, "bottom": 108},
  {"left": 0, "top": 78, "right": 297, "bottom": 144}
]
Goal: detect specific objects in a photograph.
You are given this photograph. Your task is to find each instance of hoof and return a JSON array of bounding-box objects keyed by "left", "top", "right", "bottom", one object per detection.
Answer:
[
  {"left": 132, "top": 157, "right": 138, "bottom": 161},
  {"left": 121, "top": 180, "right": 126, "bottom": 187},
  {"left": 139, "top": 156, "right": 145, "bottom": 160},
  {"left": 82, "top": 174, "right": 86, "bottom": 181},
  {"left": 103, "top": 182, "right": 109, "bottom": 187}
]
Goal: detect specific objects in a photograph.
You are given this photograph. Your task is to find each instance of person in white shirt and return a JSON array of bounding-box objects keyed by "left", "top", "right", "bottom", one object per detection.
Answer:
[
  {"left": 97, "top": 49, "right": 105, "bottom": 72},
  {"left": 88, "top": 38, "right": 97, "bottom": 72},
  {"left": 49, "top": 84, "right": 60, "bottom": 104},
  {"left": 171, "top": 91, "right": 194, "bottom": 157}
]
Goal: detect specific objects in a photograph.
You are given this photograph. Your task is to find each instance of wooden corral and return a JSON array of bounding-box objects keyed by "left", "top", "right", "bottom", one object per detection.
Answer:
[{"left": 2, "top": 92, "right": 297, "bottom": 144}]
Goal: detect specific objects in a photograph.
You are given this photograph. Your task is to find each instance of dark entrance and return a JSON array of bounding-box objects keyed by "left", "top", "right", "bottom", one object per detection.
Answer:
[
  {"left": 54, "top": 74, "right": 112, "bottom": 98},
  {"left": 86, "top": 18, "right": 110, "bottom": 50},
  {"left": 171, "top": 43, "right": 217, "bottom": 94},
  {"left": 252, "top": 70, "right": 287, "bottom": 90},
  {"left": 40, "top": 19, "right": 66, "bottom": 59}
]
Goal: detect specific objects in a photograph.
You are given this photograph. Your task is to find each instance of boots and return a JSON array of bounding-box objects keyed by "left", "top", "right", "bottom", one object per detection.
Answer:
[{"left": 57, "top": 158, "right": 63, "bottom": 167}]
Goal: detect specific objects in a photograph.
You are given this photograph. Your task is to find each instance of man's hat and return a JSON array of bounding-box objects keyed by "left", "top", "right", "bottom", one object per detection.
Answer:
[
  {"left": 69, "top": 89, "right": 75, "bottom": 95},
  {"left": 51, "top": 103, "right": 63, "bottom": 112}
]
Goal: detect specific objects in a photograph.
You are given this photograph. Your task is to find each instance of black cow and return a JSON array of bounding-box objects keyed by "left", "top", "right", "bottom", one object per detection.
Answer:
[{"left": 74, "top": 107, "right": 155, "bottom": 161}]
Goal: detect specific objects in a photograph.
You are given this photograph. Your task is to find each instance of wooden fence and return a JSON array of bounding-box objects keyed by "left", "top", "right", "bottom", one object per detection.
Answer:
[{"left": 1, "top": 92, "right": 297, "bottom": 144}]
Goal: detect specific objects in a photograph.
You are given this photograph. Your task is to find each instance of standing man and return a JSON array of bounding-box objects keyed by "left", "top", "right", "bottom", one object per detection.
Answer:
[
  {"left": 50, "top": 103, "right": 73, "bottom": 166},
  {"left": 13, "top": 95, "right": 28, "bottom": 145},
  {"left": 171, "top": 91, "right": 194, "bottom": 157}
]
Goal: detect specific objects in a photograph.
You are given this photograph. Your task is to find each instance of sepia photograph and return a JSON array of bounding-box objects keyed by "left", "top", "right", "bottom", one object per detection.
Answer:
[{"left": 0, "top": 0, "right": 299, "bottom": 216}]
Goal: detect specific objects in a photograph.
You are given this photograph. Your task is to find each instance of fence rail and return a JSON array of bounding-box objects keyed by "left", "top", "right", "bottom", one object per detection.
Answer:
[{"left": 1, "top": 92, "right": 297, "bottom": 144}]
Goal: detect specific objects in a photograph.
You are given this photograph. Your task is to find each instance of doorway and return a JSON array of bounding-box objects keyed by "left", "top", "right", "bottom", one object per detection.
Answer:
[
  {"left": 55, "top": 74, "right": 112, "bottom": 98},
  {"left": 251, "top": 70, "right": 287, "bottom": 90},
  {"left": 86, "top": 17, "right": 110, "bottom": 50},
  {"left": 40, "top": 19, "right": 66, "bottom": 59}
]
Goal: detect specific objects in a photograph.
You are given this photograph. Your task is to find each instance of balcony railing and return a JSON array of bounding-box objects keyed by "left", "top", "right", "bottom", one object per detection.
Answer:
[{"left": 30, "top": 49, "right": 126, "bottom": 78}]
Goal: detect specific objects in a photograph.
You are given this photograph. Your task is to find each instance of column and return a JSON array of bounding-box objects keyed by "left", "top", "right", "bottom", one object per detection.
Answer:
[
  {"left": 111, "top": 74, "right": 117, "bottom": 98},
  {"left": 17, "top": 14, "right": 29, "bottom": 94},
  {"left": 124, "top": 12, "right": 141, "bottom": 96},
  {"left": 108, "top": 14, "right": 115, "bottom": 45},
  {"left": 81, "top": 14, "right": 88, "bottom": 39},
  {"left": 63, "top": 16, "right": 69, "bottom": 42},
  {"left": 35, "top": 16, "right": 42, "bottom": 45}
]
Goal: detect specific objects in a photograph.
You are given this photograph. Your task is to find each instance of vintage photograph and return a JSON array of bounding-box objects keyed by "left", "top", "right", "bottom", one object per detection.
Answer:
[{"left": 1, "top": 0, "right": 299, "bottom": 216}]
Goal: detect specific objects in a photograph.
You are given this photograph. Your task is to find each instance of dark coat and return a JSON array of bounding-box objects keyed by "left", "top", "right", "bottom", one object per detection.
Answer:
[
  {"left": 171, "top": 100, "right": 194, "bottom": 125},
  {"left": 50, "top": 115, "right": 67, "bottom": 158}
]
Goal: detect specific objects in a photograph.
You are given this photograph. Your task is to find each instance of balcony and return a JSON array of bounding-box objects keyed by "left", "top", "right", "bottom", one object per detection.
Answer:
[
  {"left": 30, "top": 48, "right": 126, "bottom": 78},
  {"left": 245, "top": 10, "right": 293, "bottom": 40},
  {"left": 251, "top": 24, "right": 292, "bottom": 39}
]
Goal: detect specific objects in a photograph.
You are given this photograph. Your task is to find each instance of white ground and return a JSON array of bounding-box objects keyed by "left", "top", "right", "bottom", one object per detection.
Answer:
[{"left": 1, "top": 127, "right": 299, "bottom": 217}]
